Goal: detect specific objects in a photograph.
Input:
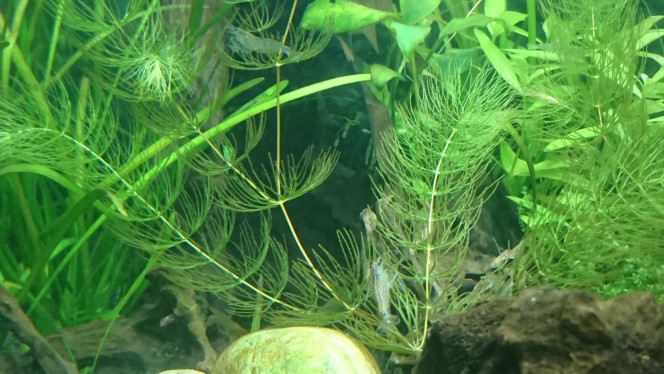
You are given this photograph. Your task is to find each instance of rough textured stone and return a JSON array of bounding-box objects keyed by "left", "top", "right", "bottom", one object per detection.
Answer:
[{"left": 415, "top": 287, "right": 664, "bottom": 374}]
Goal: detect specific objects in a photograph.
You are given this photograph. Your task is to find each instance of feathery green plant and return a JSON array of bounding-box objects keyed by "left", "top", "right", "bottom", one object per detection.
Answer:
[
  {"left": 4, "top": 0, "right": 663, "bottom": 371},
  {"left": 503, "top": 0, "right": 664, "bottom": 298},
  {"left": 297, "top": 0, "right": 664, "bottom": 358},
  {"left": 0, "top": 0, "right": 368, "bottom": 369},
  {"left": 352, "top": 65, "right": 515, "bottom": 355},
  {"left": 91, "top": 0, "right": 516, "bottom": 362}
]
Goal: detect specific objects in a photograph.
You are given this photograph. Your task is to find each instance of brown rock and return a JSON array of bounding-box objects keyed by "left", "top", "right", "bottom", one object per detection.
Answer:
[{"left": 415, "top": 287, "right": 664, "bottom": 374}]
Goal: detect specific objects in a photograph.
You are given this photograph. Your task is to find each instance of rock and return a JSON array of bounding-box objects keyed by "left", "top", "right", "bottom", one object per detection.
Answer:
[
  {"left": 213, "top": 326, "right": 380, "bottom": 374},
  {"left": 415, "top": 287, "right": 664, "bottom": 374}
]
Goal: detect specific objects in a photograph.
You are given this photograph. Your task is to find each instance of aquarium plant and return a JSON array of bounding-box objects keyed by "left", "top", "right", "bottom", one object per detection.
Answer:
[
  {"left": 1, "top": 0, "right": 664, "bottom": 371},
  {"left": 297, "top": 0, "right": 664, "bottom": 359},
  {"left": 503, "top": 0, "right": 664, "bottom": 298},
  {"left": 0, "top": 0, "right": 367, "bottom": 369}
]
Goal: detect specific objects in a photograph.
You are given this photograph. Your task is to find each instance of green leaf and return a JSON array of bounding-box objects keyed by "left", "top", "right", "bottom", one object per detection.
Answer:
[
  {"left": 515, "top": 159, "right": 568, "bottom": 178},
  {"left": 499, "top": 141, "right": 533, "bottom": 177},
  {"left": 187, "top": 0, "right": 205, "bottom": 39},
  {"left": 221, "top": 77, "right": 265, "bottom": 107},
  {"left": 388, "top": 21, "right": 430, "bottom": 60},
  {"left": 507, "top": 196, "right": 566, "bottom": 226},
  {"left": 429, "top": 49, "right": 478, "bottom": 79},
  {"left": 500, "top": 11, "right": 528, "bottom": 28},
  {"left": 484, "top": 0, "right": 506, "bottom": 37},
  {"left": 544, "top": 127, "right": 601, "bottom": 152},
  {"left": 300, "top": 0, "right": 392, "bottom": 34},
  {"left": 530, "top": 164, "right": 580, "bottom": 182},
  {"left": 474, "top": 28, "right": 521, "bottom": 91},
  {"left": 500, "top": 143, "right": 570, "bottom": 178},
  {"left": 503, "top": 47, "right": 560, "bottom": 62},
  {"left": 370, "top": 64, "right": 404, "bottom": 87},
  {"left": 399, "top": 0, "right": 441, "bottom": 25},
  {"left": 439, "top": 15, "right": 493, "bottom": 37},
  {"left": 484, "top": 0, "right": 506, "bottom": 17},
  {"left": 634, "top": 16, "right": 664, "bottom": 49},
  {"left": 637, "top": 29, "right": 664, "bottom": 51},
  {"left": 232, "top": 80, "right": 289, "bottom": 116},
  {"left": 491, "top": 11, "right": 528, "bottom": 38}
]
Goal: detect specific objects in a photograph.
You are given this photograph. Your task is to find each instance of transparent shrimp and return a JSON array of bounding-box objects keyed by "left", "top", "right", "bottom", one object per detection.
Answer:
[
  {"left": 371, "top": 260, "right": 400, "bottom": 333},
  {"left": 226, "top": 26, "right": 291, "bottom": 57}
]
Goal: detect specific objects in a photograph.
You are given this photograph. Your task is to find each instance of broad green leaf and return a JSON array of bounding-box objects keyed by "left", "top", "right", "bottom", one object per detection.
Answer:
[
  {"left": 388, "top": 21, "right": 430, "bottom": 60},
  {"left": 474, "top": 28, "right": 521, "bottom": 91},
  {"left": 500, "top": 11, "right": 528, "bottom": 27},
  {"left": 507, "top": 196, "right": 569, "bottom": 226},
  {"left": 501, "top": 143, "right": 569, "bottom": 178},
  {"left": 231, "top": 80, "right": 289, "bottom": 115},
  {"left": 429, "top": 49, "right": 477, "bottom": 80},
  {"left": 400, "top": 0, "right": 440, "bottom": 25},
  {"left": 300, "top": 0, "right": 392, "bottom": 33},
  {"left": 494, "top": 11, "right": 528, "bottom": 38},
  {"left": 221, "top": 77, "right": 265, "bottom": 107},
  {"left": 644, "top": 81, "right": 664, "bottom": 99},
  {"left": 529, "top": 160, "right": 568, "bottom": 179},
  {"left": 544, "top": 127, "right": 600, "bottom": 152},
  {"left": 370, "top": 64, "right": 403, "bottom": 87},
  {"left": 439, "top": 15, "right": 493, "bottom": 37},
  {"left": 503, "top": 48, "right": 560, "bottom": 62},
  {"left": 645, "top": 97, "right": 664, "bottom": 115},
  {"left": 538, "top": 164, "right": 572, "bottom": 182},
  {"left": 634, "top": 16, "right": 664, "bottom": 50},
  {"left": 484, "top": 0, "right": 506, "bottom": 17},
  {"left": 644, "top": 52, "right": 664, "bottom": 67},
  {"left": 542, "top": 19, "right": 551, "bottom": 39},
  {"left": 484, "top": 0, "right": 506, "bottom": 36},
  {"left": 637, "top": 29, "right": 664, "bottom": 51},
  {"left": 499, "top": 141, "right": 526, "bottom": 176}
]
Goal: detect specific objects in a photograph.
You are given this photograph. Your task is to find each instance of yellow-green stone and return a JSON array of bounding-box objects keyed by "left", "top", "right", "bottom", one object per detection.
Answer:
[{"left": 213, "top": 327, "right": 381, "bottom": 374}]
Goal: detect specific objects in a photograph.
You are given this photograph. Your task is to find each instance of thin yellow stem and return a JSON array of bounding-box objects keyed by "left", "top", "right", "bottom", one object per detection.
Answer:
[
  {"left": 272, "top": 0, "right": 351, "bottom": 310},
  {"left": 280, "top": 203, "right": 353, "bottom": 310},
  {"left": 274, "top": 0, "right": 300, "bottom": 194},
  {"left": 59, "top": 124, "right": 296, "bottom": 310},
  {"left": 175, "top": 105, "right": 276, "bottom": 205}
]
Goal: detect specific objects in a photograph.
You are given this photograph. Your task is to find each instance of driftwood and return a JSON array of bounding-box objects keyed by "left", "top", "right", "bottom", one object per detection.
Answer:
[{"left": 0, "top": 283, "right": 78, "bottom": 374}]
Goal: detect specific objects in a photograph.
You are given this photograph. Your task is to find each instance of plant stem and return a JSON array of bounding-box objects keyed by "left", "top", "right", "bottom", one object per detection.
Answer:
[{"left": 101, "top": 74, "right": 372, "bottom": 193}]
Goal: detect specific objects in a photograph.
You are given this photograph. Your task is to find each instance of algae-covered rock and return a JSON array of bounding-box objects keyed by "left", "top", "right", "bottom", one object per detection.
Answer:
[{"left": 213, "top": 326, "right": 380, "bottom": 374}]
